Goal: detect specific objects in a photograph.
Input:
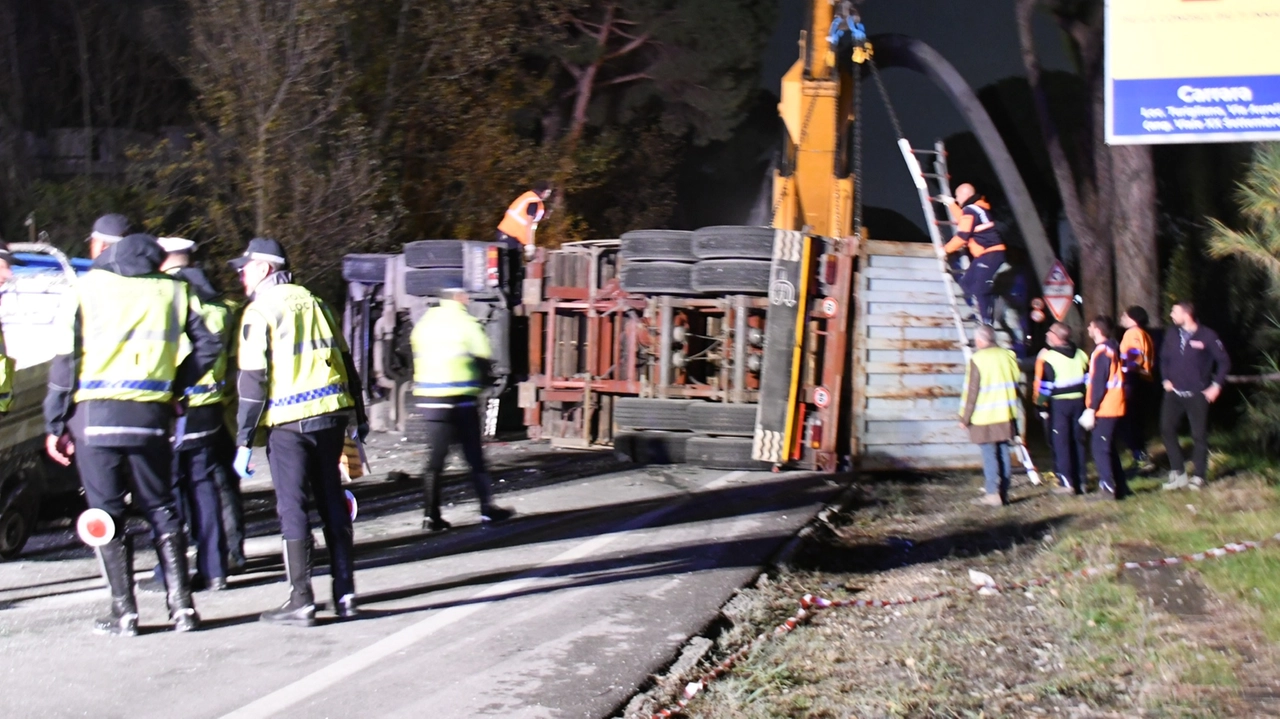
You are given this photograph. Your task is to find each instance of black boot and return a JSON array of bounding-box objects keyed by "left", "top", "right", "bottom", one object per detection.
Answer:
[
  {"left": 156, "top": 533, "right": 200, "bottom": 632},
  {"left": 261, "top": 538, "right": 316, "bottom": 627},
  {"left": 214, "top": 457, "right": 247, "bottom": 574},
  {"left": 328, "top": 529, "right": 358, "bottom": 621},
  {"left": 93, "top": 536, "right": 138, "bottom": 637},
  {"left": 422, "top": 471, "right": 444, "bottom": 529}
]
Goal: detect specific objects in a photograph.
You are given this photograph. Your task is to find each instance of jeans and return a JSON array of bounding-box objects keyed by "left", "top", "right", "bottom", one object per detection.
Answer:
[{"left": 980, "top": 441, "right": 1012, "bottom": 498}]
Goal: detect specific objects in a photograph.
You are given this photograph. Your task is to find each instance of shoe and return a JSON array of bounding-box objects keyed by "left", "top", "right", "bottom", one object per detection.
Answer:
[
  {"left": 971, "top": 494, "right": 1004, "bottom": 507},
  {"left": 480, "top": 505, "right": 514, "bottom": 523},
  {"left": 423, "top": 516, "right": 452, "bottom": 533},
  {"left": 156, "top": 533, "right": 201, "bottom": 633},
  {"left": 261, "top": 538, "right": 316, "bottom": 628},
  {"left": 335, "top": 594, "right": 359, "bottom": 620},
  {"left": 1189, "top": 476, "right": 1205, "bottom": 491},
  {"left": 1051, "top": 484, "right": 1076, "bottom": 496},
  {"left": 93, "top": 537, "right": 139, "bottom": 637},
  {"left": 1162, "top": 471, "right": 1189, "bottom": 491}
]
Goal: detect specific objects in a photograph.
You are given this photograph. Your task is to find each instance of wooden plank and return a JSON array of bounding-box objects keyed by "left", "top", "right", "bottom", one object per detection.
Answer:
[{"left": 864, "top": 239, "right": 935, "bottom": 257}]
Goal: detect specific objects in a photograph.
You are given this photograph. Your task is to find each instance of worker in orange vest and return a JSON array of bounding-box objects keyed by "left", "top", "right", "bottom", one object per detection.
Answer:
[
  {"left": 497, "top": 182, "right": 554, "bottom": 259},
  {"left": 944, "top": 183, "right": 1006, "bottom": 324},
  {"left": 1118, "top": 305, "right": 1156, "bottom": 474},
  {"left": 1080, "top": 315, "right": 1129, "bottom": 500}
]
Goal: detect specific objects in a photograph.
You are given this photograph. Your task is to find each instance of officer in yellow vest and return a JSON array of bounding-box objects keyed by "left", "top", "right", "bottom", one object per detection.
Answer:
[
  {"left": 959, "top": 325, "right": 1022, "bottom": 506},
  {"left": 0, "top": 241, "right": 24, "bottom": 417},
  {"left": 412, "top": 288, "right": 513, "bottom": 531},
  {"left": 1033, "top": 322, "right": 1089, "bottom": 495},
  {"left": 496, "top": 182, "right": 553, "bottom": 259},
  {"left": 44, "top": 234, "right": 223, "bottom": 636},
  {"left": 230, "top": 238, "right": 368, "bottom": 626}
]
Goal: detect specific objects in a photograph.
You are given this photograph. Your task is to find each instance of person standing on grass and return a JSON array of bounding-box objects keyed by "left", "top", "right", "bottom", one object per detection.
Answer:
[
  {"left": 960, "top": 325, "right": 1021, "bottom": 507},
  {"left": 1034, "top": 322, "right": 1089, "bottom": 495},
  {"left": 1080, "top": 316, "right": 1129, "bottom": 500},
  {"left": 1119, "top": 306, "right": 1157, "bottom": 474},
  {"left": 1160, "top": 301, "right": 1230, "bottom": 491}
]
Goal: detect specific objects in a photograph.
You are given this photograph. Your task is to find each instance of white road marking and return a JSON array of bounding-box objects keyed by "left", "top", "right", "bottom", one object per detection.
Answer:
[{"left": 220, "top": 470, "right": 750, "bottom": 719}]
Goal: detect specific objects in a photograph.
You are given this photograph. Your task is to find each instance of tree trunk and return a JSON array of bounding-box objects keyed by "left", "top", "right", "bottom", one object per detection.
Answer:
[
  {"left": 1110, "top": 144, "right": 1158, "bottom": 320},
  {"left": 71, "top": 5, "right": 93, "bottom": 177}
]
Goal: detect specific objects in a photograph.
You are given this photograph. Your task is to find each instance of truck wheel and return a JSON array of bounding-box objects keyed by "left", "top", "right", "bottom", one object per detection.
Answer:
[
  {"left": 687, "top": 436, "right": 771, "bottom": 471},
  {"left": 614, "top": 398, "right": 694, "bottom": 431},
  {"left": 619, "top": 261, "right": 696, "bottom": 295},
  {"left": 692, "top": 226, "right": 775, "bottom": 260},
  {"left": 688, "top": 403, "right": 759, "bottom": 437},
  {"left": 620, "top": 230, "right": 696, "bottom": 262},
  {"left": 405, "top": 240, "right": 468, "bottom": 268},
  {"left": 405, "top": 268, "right": 466, "bottom": 297},
  {"left": 0, "top": 495, "right": 37, "bottom": 561},
  {"left": 342, "top": 254, "right": 394, "bottom": 283},
  {"left": 613, "top": 431, "right": 690, "bottom": 465},
  {"left": 691, "top": 259, "right": 771, "bottom": 294}
]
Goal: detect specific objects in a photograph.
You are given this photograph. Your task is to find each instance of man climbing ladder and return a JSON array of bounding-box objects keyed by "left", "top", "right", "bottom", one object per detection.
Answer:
[{"left": 944, "top": 183, "right": 1007, "bottom": 325}]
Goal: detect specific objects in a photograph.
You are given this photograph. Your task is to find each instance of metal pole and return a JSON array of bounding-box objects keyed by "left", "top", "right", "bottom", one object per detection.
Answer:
[
  {"left": 658, "top": 296, "right": 673, "bottom": 398},
  {"left": 733, "top": 295, "right": 748, "bottom": 403}
]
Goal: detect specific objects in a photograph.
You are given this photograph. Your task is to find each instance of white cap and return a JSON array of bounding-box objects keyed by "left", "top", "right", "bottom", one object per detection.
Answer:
[{"left": 157, "top": 236, "right": 196, "bottom": 254}]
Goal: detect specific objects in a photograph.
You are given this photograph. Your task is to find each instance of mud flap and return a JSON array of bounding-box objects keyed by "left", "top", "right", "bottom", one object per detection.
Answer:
[{"left": 752, "top": 230, "right": 813, "bottom": 464}]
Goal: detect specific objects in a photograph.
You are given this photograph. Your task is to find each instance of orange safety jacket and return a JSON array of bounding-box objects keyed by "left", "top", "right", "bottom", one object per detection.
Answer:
[
  {"left": 497, "top": 191, "right": 546, "bottom": 246},
  {"left": 1086, "top": 340, "right": 1126, "bottom": 418},
  {"left": 944, "top": 199, "right": 1006, "bottom": 258},
  {"left": 1119, "top": 326, "right": 1154, "bottom": 381}
]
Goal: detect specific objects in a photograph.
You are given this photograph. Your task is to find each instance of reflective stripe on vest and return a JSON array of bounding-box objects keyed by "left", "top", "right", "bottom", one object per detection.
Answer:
[
  {"left": 245, "top": 283, "right": 353, "bottom": 426},
  {"left": 1040, "top": 349, "right": 1088, "bottom": 400},
  {"left": 411, "top": 301, "right": 491, "bottom": 398},
  {"left": 496, "top": 191, "right": 544, "bottom": 245},
  {"left": 1087, "top": 342, "right": 1127, "bottom": 418},
  {"left": 74, "top": 270, "right": 185, "bottom": 404},
  {"left": 187, "top": 301, "right": 232, "bottom": 408},
  {"left": 965, "top": 347, "right": 1021, "bottom": 426}
]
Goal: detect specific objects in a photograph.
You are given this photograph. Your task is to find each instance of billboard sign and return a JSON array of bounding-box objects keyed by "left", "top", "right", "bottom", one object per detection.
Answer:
[{"left": 1106, "top": 0, "right": 1280, "bottom": 144}]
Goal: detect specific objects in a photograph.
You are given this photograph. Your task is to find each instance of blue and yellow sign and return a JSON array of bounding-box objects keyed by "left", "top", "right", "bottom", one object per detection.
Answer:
[{"left": 1106, "top": 0, "right": 1280, "bottom": 144}]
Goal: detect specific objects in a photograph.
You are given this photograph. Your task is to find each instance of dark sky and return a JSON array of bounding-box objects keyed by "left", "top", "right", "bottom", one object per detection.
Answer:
[{"left": 761, "top": 0, "right": 1072, "bottom": 229}]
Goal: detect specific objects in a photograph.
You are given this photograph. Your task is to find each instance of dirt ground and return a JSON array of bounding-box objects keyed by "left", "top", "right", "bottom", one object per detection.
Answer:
[{"left": 627, "top": 471, "right": 1280, "bottom": 719}]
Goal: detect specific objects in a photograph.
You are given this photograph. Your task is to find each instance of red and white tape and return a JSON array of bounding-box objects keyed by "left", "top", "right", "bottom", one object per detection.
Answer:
[{"left": 651, "top": 532, "right": 1280, "bottom": 718}]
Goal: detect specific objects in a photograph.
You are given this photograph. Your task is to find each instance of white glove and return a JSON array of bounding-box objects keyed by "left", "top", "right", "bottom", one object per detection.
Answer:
[
  {"left": 233, "top": 446, "right": 255, "bottom": 479},
  {"left": 1078, "top": 408, "right": 1096, "bottom": 431},
  {"left": 523, "top": 243, "right": 536, "bottom": 260}
]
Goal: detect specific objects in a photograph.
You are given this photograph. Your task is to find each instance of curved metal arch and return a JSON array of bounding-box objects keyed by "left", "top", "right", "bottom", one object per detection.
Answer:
[{"left": 865, "top": 33, "right": 1056, "bottom": 282}]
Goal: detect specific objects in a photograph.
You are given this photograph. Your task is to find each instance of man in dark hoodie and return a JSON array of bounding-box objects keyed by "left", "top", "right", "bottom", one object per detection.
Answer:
[
  {"left": 44, "top": 234, "right": 223, "bottom": 636},
  {"left": 1033, "top": 322, "right": 1089, "bottom": 495}
]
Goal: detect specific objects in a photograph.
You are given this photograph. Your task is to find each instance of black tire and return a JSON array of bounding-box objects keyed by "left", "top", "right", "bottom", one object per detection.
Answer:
[
  {"left": 620, "top": 230, "right": 696, "bottom": 262},
  {"left": 613, "top": 398, "right": 694, "bottom": 431},
  {"left": 405, "top": 240, "right": 468, "bottom": 268},
  {"left": 613, "top": 431, "right": 690, "bottom": 465},
  {"left": 688, "top": 403, "right": 759, "bottom": 437},
  {"left": 405, "top": 268, "right": 465, "bottom": 297},
  {"left": 692, "top": 226, "right": 775, "bottom": 260},
  {"left": 0, "top": 495, "right": 37, "bottom": 560},
  {"left": 342, "top": 254, "right": 393, "bottom": 283},
  {"left": 687, "top": 436, "right": 771, "bottom": 471},
  {"left": 619, "top": 261, "right": 696, "bottom": 295},
  {"left": 691, "top": 259, "right": 771, "bottom": 295}
]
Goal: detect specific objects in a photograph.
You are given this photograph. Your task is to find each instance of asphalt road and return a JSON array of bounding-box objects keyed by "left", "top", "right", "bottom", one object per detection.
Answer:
[{"left": 0, "top": 435, "right": 839, "bottom": 718}]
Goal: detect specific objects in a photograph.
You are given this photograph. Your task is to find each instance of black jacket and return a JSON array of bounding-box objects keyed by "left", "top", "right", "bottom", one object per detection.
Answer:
[
  {"left": 44, "top": 237, "right": 223, "bottom": 446},
  {"left": 1159, "top": 324, "right": 1230, "bottom": 393}
]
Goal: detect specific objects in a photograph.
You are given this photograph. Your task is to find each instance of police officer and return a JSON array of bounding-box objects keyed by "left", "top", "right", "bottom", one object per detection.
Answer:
[
  {"left": 0, "top": 241, "right": 24, "bottom": 417},
  {"left": 231, "top": 238, "right": 367, "bottom": 626},
  {"left": 1080, "top": 316, "right": 1129, "bottom": 500},
  {"left": 44, "top": 234, "right": 222, "bottom": 635},
  {"left": 412, "top": 288, "right": 514, "bottom": 531},
  {"left": 958, "top": 325, "right": 1021, "bottom": 507},
  {"left": 1034, "top": 322, "right": 1089, "bottom": 495},
  {"left": 944, "top": 184, "right": 1006, "bottom": 324}
]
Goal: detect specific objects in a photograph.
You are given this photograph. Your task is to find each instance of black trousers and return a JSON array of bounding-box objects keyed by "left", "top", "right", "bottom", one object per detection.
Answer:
[
  {"left": 423, "top": 401, "right": 494, "bottom": 518},
  {"left": 1050, "top": 397, "right": 1087, "bottom": 491},
  {"left": 1162, "top": 391, "right": 1210, "bottom": 479},
  {"left": 1122, "top": 379, "right": 1154, "bottom": 459},
  {"left": 1092, "top": 416, "right": 1129, "bottom": 498},
  {"left": 174, "top": 444, "right": 227, "bottom": 580},
  {"left": 962, "top": 250, "right": 1004, "bottom": 324},
  {"left": 74, "top": 439, "right": 182, "bottom": 536},
  {"left": 266, "top": 425, "right": 354, "bottom": 597}
]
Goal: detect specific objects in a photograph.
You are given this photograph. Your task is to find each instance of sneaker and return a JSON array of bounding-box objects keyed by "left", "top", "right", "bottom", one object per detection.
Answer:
[
  {"left": 1189, "top": 476, "right": 1205, "bottom": 491},
  {"left": 1162, "top": 471, "right": 1189, "bottom": 491},
  {"left": 970, "top": 493, "right": 1004, "bottom": 507},
  {"left": 1051, "top": 484, "right": 1076, "bottom": 496},
  {"left": 480, "top": 505, "right": 514, "bottom": 523}
]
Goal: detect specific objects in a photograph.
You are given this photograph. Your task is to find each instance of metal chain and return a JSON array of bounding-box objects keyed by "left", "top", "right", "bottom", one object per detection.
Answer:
[
  {"left": 771, "top": 96, "right": 821, "bottom": 225},
  {"left": 868, "top": 55, "right": 906, "bottom": 141},
  {"left": 851, "top": 59, "right": 864, "bottom": 240}
]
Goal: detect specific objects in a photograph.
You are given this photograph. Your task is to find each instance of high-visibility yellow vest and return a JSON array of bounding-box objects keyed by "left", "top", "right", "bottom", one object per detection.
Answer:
[
  {"left": 1038, "top": 348, "right": 1088, "bottom": 400},
  {"left": 185, "top": 300, "right": 231, "bottom": 408},
  {"left": 0, "top": 328, "right": 12, "bottom": 414},
  {"left": 73, "top": 270, "right": 187, "bottom": 404},
  {"left": 965, "top": 346, "right": 1021, "bottom": 426},
  {"left": 239, "top": 283, "right": 353, "bottom": 426},
  {"left": 411, "top": 300, "right": 492, "bottom": 398}
]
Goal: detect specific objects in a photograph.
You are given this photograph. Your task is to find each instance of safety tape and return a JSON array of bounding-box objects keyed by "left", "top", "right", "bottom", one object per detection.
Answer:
[{"left": 651, "top": 531, "right": 1280, "bottom": 718}]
